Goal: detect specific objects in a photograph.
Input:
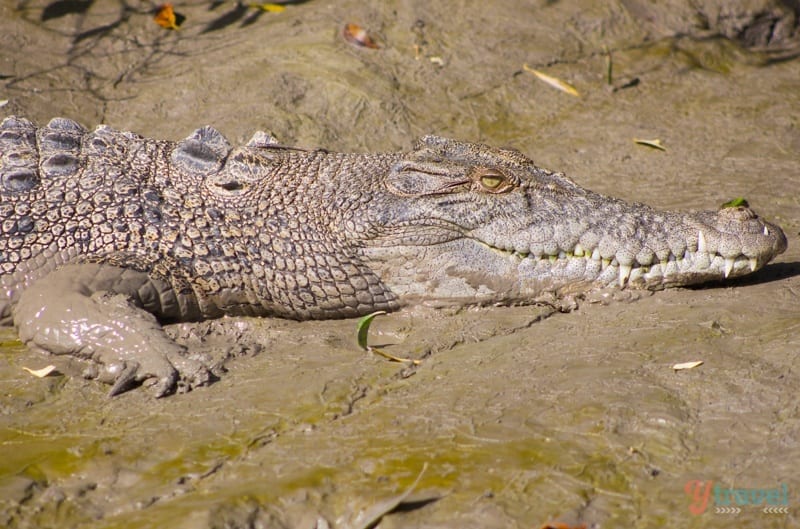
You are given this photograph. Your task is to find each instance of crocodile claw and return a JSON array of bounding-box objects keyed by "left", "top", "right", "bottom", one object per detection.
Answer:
[
  {"left": 100, "top": 352, "right": 214, "bottom": 398},
  {"left": 107, "top": 362, "right": 146, "bottom": 397}
]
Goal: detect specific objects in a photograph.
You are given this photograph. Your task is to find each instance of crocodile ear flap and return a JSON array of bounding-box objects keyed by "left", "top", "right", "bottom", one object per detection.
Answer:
[
  {"left": 386, "top": 159, "right": 470, "bottom": 197},
  {"left": 386, "top": 135, "right": 476, "bottom": 196}
]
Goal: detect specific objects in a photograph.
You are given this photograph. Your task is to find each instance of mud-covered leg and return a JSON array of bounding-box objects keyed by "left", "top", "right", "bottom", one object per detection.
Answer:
[{"left": 13, "top": 264, "right": 213, "bottom": 397}]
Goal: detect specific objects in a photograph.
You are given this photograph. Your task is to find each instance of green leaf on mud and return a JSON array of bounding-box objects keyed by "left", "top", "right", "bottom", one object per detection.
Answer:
[
  {"left": 356, "top": 311, "right": 387, "bottom": 351},
  {"left": 355, "top": 311, "right": 422, "bottom": 365},
  {"left": 721, "top": 197, "right": 749, "bottom": 208}
]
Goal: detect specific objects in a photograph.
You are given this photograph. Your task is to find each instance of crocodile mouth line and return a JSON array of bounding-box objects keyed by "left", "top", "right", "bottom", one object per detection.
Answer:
[{"left": 486, "top": 243, "right": 761, "bottom": 287}]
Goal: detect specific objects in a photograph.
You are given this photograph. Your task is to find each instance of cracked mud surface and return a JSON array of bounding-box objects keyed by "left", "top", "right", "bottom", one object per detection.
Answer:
[{"left": 1, "top": 1, "right": 800, "bottom": 527}]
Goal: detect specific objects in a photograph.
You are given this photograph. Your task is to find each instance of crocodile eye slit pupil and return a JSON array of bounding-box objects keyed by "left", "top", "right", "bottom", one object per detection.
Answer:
[{"left": 480, "top": 175, "right": 503, "bottom": 189}]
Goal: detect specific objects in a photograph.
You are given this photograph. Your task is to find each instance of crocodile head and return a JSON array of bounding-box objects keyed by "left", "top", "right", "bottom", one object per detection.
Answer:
[{"left": 355, "top": 135, "right": 787, "bottom": 306}]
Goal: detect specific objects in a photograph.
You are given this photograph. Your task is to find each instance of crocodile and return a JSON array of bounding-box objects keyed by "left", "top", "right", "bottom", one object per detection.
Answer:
[{"left": 0, "top": 116, "right": 787, "bottom": 396}]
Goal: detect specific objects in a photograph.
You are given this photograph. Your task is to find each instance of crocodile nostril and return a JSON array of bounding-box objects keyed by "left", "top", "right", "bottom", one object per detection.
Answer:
[{"left": 718, "top": 205, "right": 757, "bottom": 221}]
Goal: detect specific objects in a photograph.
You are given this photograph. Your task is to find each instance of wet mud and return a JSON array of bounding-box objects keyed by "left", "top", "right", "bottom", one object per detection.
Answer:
[{"left": 1, "top": 1, "right": 800, "bottom": 528}]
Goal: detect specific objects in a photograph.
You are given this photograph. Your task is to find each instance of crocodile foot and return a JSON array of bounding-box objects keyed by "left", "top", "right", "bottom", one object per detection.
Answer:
[
  {"left": 14, "top": 269, "right": 216, "bottom": 397},
  {"left": 82, "top": 338, "right": 217, "bottom": 398}
]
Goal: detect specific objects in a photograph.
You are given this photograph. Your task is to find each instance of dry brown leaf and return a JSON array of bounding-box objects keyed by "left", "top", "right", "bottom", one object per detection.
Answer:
[
  {"left": 523, "top": 64, "right": 580, "bottom": 97},
  {"left": 672, "top": 360, "right": 704, "bottom": 371},
  {"left": 22, "top": 365, "right": 59, "bottom": 378},
  {"left": 633, "top": 138, "right": 667, "bottom": 151},
  {"left": 343, "top": 23, "right": 380, "bottom": 49},
  {"left": 154, "top": 4, "right": 181, "bottom": 30},
  {"left": 249, "top": 3, "right": 286, "bottom": 12}
]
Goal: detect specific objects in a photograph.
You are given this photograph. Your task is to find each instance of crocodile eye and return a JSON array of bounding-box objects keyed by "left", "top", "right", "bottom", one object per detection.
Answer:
[
  {"left": 476, "top": 170, "right": 511, "bottom": 193},
  {"left": 481, "top": 175, "right": 503, "bottom": 189}
]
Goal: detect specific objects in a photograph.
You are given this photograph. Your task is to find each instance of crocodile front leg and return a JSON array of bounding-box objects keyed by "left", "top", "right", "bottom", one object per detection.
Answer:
[{"left": 13, "top": 264, "right": 213, "bottom": 397}]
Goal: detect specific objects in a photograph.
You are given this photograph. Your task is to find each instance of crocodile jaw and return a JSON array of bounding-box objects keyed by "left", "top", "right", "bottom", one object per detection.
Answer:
[
  {"left": 494, "top": 208, "right": 787, "bottom": 291},
  {"left": 362, "top": 207, "right": 787, "bottom": 307}
]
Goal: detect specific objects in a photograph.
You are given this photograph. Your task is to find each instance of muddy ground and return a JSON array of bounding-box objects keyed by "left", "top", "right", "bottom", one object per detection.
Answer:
[{"left": 1, "top": 0, "right": 800, "bottom": 528}]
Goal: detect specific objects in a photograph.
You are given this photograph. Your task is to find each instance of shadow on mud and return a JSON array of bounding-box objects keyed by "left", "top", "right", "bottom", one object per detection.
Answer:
[{"left": 687, "top": 260, "right": 800, "bottom": 290}]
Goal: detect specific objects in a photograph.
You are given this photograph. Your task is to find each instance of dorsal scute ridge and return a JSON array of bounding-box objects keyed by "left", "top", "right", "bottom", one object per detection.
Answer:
[
  {"left": 0, "top": 116, "right": 40, "bottom": 193},
  {"left": 246, "top": 130, "right": 280, "bottom": 148},
  {"left": 170, "top": 125, "right": 232, "bottom": 176}
]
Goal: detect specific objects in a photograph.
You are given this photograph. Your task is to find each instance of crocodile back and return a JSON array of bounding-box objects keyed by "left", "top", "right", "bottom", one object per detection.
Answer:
[
  {"left": 0, "top": 117, "right": 171, "bottom": 275},
  {"left": 0, "top": 117, "right": 401, "bottom": 322}
]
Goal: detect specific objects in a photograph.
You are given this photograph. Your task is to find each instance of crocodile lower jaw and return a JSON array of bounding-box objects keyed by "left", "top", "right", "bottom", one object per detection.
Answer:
[{"left": 504, "top": 248, "right": 760, "bottom": 288}]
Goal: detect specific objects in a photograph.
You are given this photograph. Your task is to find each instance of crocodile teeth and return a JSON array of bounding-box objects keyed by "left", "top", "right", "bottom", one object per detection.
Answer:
[
  {"left": 764, "top": 226, "right": 769, "bottom": 236},
  {"left": 749, "top": 257, "right": 758, "bottom": 272},
  {"left": 619, "top": 264, "right": 632, "bottom": 287},
  {"left": 697, "top": 231, "right": 706, "bottom": 253},
  {"left": 724, "top": 257, "right": 735, "bottom": 278},
  {"left": 573, "top": 244, "right": 584, "bottom": 257}
]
